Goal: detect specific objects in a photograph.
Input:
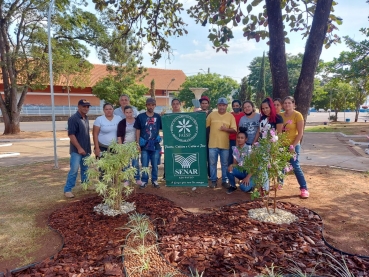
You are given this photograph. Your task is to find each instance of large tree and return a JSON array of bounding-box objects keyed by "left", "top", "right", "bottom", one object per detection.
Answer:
[
  {"left": 0, "top": 0, "right": 107, "bottom": 134},
  {"left": 255, "top": 52, "right": 266, "bottom": 106},
  {"left": 233, "top": 76, "right": 251, "bottom": 103},
  {"left": 177, "top": 73, "right": 239, "bottom": 109},
  {"left": 188, "top": 0, "right": 341, "bottom": 119},
  {"left": 328, "top": 33, "right": 369, "bottom": 122},
  {"left": 92, "top": 29, "right": 149, "bottom": 110},
  {"left": 92, "top": 0, "right": 188, "bottom": 64}
]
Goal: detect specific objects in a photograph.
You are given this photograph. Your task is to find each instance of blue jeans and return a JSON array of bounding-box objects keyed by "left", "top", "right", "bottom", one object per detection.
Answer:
[
  {"left": 290, "top": 144, "right": 308, "bottom": 190},
  {"left": 131, "top": 158, "right": 140, "bottom": 180},
  {"left": 227, "top": 167, "right": 256, "bottom": 192},
  {"left": 209, "top": 148, "right": 228, "bottom": 182},
  {"left": 228, "top": 140, "right": 236, "bottom": 165},
  {"left": 141, "top": 150, "right": 159, "bottom": 183},
  {"left": 64, "top": 152, "right": 89, "bottom": 192}
]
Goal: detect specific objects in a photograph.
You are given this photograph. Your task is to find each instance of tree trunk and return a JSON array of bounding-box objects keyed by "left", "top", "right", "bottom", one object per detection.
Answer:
[
  {"left": 0, "top": 15, "right": 23, "bottom": 135},
  {"left": 265, "top": 0, "right": 289, "bottom": 100},
  {"left": 150, "top": 79, "right": 156, "bottom": 99},
  {"left": 355, "top": 105, "right": 359, "bottom": 122},
  {"left": 294, "top": 0, "right": 333, "bottom": 121},
  {"left": 2, "top": 114, "right": 21, "bottom": 134}
]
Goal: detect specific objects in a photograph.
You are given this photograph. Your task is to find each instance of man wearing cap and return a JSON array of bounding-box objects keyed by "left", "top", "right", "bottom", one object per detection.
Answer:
[
  {"left": 198, "top": 96, "right": 212, "bottom": 115},
  {"left": 114, "top": 94, "right": 139, "bottom": 118},
  {"left": 64, "top": 99, "right": 92, "bottom": 198},
  {"left": 134, "top": 97, "right": 162, "bottom": 189},
  {"left": 197, "top": 95, "right": 212, "bottom": 177},
  {"left": 206, "top": 97, "right": 237, "bottom": 188}
]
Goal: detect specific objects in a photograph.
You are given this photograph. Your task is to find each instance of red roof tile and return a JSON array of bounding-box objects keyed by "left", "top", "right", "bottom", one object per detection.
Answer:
[{"left": 1, "top": 64, "right": 187, "bottom": 90}]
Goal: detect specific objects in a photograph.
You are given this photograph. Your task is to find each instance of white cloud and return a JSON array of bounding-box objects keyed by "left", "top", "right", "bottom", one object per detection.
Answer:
[
  {"left": 179, "top": 38, "right": 258, "bottom": 61},
  {"left": 192, "top": 39, "right": 199, "bottom": 45}
]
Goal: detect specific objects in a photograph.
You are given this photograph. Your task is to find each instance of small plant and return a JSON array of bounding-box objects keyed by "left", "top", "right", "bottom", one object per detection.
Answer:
[
  {"left": 324, "top": 253, "right": 356, "bottom": 277},
  {"left": 189, "top": 268, "right": 205, "bottom": 277},
  {"left": 83, "top": 141, "right": 149, "bottom": 211},
  {"left": 122, "top": 212, "right": 158, "bottom": 276},
  {"left": 256, "top": 263, "right": 284, "bottom": 277},
  {"left": 120, "top": 212, "right": 157, "bottom": 243},
  {"left": 239, "top": 128, "right": 293, "bottom": 213}
]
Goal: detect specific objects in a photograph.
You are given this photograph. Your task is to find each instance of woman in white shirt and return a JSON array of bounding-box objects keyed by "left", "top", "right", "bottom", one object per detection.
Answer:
[{"left": 93, "top": 103, "right": 122, "bottom": 157}]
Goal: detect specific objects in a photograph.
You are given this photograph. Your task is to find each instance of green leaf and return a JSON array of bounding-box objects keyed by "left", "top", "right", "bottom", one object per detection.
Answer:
[
  {"left": 208, "top": 33, "right": 217, "bottom": 41},
  {"left": 285, "top": 37, "right": 290, "bottom": 44},
  {"left": 247, "top": 4, "right": 252, "bottom": 13}
]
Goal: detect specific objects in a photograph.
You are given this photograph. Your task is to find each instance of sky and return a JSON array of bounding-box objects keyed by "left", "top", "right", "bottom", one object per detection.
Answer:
[{"left": 88, "top": 1, "right": 369, "bottom": 83}]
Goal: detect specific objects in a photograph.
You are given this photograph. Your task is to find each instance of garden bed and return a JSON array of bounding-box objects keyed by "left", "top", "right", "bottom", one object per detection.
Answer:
[{"left": 11, "top": 193, "right": 369, "bottom": 277}]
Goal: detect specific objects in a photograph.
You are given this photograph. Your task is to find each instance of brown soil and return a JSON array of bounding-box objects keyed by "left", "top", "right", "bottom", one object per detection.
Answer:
[
  {"left": 1, "top": 165, "right": 369, "bottom": 276},
  {"left": 10, "top": 193, "right": 369, "bottom": 277}
]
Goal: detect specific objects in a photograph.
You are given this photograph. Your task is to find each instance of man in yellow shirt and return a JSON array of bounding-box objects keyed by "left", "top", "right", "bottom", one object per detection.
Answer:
[{"left": 206, "top": 98, "right": 237, "bottom": 188}]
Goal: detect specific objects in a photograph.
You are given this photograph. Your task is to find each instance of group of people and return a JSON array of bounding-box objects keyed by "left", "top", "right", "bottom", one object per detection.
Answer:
[
  {"left": 63, "top": 95, "right": 163, "bottom": 198},
  {"left": 211, "top": 96, "right": 309, "bottom": 198},
  {"left": 63, "top": 94, "right": 309, "bottom": 200}
]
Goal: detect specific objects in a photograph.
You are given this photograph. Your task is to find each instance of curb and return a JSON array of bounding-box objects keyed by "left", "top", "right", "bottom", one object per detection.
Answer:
[{"left": 0, "top": 213, "right": 65, "bottom": 276}]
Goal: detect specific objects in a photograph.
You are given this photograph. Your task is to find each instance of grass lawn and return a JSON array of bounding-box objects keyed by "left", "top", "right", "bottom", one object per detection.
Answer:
[
  {"left": 0, "top": 159, "right": 91, "bottom": 268},
  {"left": 305, "top": 122, "right": 369, "bottom": 135}
]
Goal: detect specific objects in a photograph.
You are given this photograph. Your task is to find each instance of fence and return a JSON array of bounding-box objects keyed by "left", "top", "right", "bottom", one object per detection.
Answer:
[{"left": 0, "top": 105, "right": 103, "bottom": 116}]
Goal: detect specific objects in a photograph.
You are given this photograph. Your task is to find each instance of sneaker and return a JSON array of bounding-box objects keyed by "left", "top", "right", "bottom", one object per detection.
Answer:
[
  {"left": 139, "top": 182, "right": 147, "bottom": 189},
  {"left": 209, "top": 181, "right": 217, "bottom": 188},
  {"left": 64, "top": 191, "right": 75, "bottom": 198},
  {"left": 221, "top": 182, "right": 230, "bottom": 189},
  {"left": 136, "top": 180, "right": 142, "bottom": 186},
  {"left": 226, "top": 186, "right": 237, "bottom": 194},
  {"left": 152, "top": 181, "right": 160, "bottom": 188},
  {"left": 300, "top": 189, "right": 309, "bottom": 199}
]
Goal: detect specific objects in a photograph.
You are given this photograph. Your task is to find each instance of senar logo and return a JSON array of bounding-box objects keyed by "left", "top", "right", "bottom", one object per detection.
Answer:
[
  {"left": 174, "top": 154, "right": 197, "bottom": 168},
  {"left": 173, "top": 153, "right": 200, "bottom": 176},
  {"left": 170, "top": 115, "right": 199, "bottom": 142}
]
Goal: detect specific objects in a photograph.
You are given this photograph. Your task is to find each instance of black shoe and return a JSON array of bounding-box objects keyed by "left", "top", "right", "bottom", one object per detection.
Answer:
[
  {"left": 221, "top": 182, "right": 230, "bottom": 189},
  {"left": 209, "top": 181, "right": 217, "bottom": 188},
  {"left": 226, "top": 186, "right": 237, "bottom": 194},
  {"left": 139, "top": 182, "right": 147, "bottom": 189},
  {"left": 152, "top": 181, "right": 160, "bottom": 188}
]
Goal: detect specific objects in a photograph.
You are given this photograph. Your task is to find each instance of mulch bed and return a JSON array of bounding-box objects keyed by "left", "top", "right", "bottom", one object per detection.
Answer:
[{"left": 11, "top": 193, "right": 369, "bottom": 277}]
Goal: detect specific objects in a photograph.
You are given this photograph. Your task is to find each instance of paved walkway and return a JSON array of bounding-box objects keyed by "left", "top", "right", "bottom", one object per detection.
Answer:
[
  {"left": 299, "top": 133, "right": 369, "bottom": 171},
  {"left": 0, "top": 133, "right": 368, "bottom": 170}
]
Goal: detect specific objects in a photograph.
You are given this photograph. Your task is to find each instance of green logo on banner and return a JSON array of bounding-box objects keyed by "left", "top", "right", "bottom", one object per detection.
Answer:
[
  {"left": 170, "top": 115, "right": 199, "bottom": 142},
  {"left": 173, "top": 153, "right": 200, "bottom": 176}
]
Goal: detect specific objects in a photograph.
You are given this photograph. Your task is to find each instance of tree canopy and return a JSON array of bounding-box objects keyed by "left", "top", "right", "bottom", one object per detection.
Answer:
[
  {"left": 0, "top": 0, "right": 110, "bottom": 134},
  {"left": 177, "top": 73, "right": 239, "bottom": 109},
  {"left": 188, "top": 0, "right": 341, "bottom": 119},
  {"left": 92, "top": 0, "right": 188, "bottom": 64}
]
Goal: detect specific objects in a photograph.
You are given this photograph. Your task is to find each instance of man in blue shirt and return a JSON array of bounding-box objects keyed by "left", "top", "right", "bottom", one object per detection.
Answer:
[
  {"left": 134, "top": 98, "right": 162, "bottom": 188},
  {"left": 64, "top": 99, "right": 92, "bottom": 198}
]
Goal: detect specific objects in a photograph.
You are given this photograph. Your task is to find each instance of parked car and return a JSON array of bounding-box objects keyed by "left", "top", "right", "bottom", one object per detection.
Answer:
[{"left": 318, "top": 108, "right": 325, "bottom": 112}]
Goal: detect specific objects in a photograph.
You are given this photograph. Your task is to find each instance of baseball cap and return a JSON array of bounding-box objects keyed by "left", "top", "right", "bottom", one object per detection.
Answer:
[
  {"left": 146, "top": 97, "right": 156, "bottom": 104},
  {"left": 217, "top": 97, "right": 228, "bottom": 105},
  {"left": 199, "top": 96, "right": 210, "bottom": 103},
  {"left": 78, "top": 99, "right": 91, "bottom": 106}
]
